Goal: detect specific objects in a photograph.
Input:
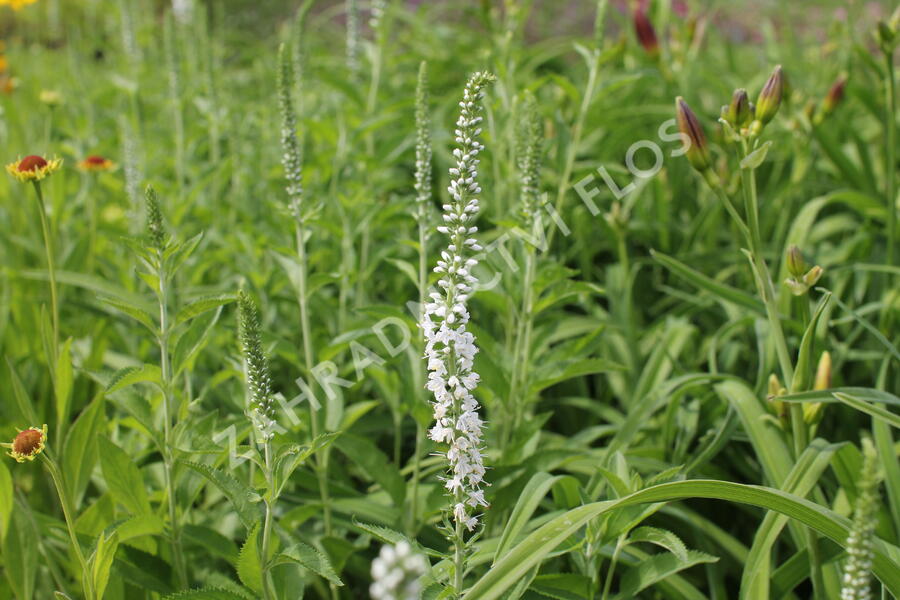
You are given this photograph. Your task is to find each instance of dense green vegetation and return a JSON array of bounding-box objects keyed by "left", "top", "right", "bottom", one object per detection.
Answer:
[{"left": 0, "top": 1, "right": 898, "bottom": 598}]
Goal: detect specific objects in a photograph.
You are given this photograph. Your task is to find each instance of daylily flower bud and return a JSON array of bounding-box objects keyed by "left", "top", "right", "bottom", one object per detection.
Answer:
[
  {"left": 877, "top": 8, "right": 899, "bottom": 53},
  {"left": 723, "top": 88, "right": 751, "bottom": 127},
  {"left": 814, "top": 351, "right": 831, "bottom": 391},
  {"left": 821, "top": 75, "right": 847, "bottom": 116},
  {"left": 786, "top": 245, "right": 807, "bottom": 278},
  {"left": 767, "top": 374, "right": 788, "bottom": 424},
  {"left": 675, "top": 96, "right": 711, "bottom": 172},
  {"left": 634, "top": 9, "right": 660, "bottom": 58},
  {"left": 754, "top": 65, "right": 784, "bottom": 126},
  {"left": 804, "top": 351, "right": 832, "bottom": 425}
]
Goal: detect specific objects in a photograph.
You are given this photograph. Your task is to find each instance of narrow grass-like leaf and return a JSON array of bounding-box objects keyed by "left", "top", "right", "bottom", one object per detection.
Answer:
[
  {"left": 651, "top": 250, "right": 765, "bottom": 315},
  {"left": 463, "top": 480, "right": 900, "bottom": 600},
  {"left": 833, "top": 392, "right": 900, "bottom": 429}
]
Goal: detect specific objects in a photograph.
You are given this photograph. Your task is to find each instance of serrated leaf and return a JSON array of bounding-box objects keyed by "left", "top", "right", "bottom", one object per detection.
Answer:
[
  {"left": 163, "top": 588, "right": 251, "bottom": 600},
  {"left": 183, "top": 524, "right": 240, "bottom": 564},
  {"left": 175, "top": 293, "right": 236, "bottom": 326},
  {"left": 614, "top": 550, "right": 718, "bottom": 598},
  {"left": 273, "top": 542, "right": 343, "bottom": 586},
  {"left": 107, "top": 364, "right": 162, "bottom": 393},
  {"left": 182, "top": 461, "right": 263, "bottom": 529},
  {"left": 172, "top": 306, "right": 223, "bottom": 377},
  {"left": 335, "top": 434, "right": 405, "bottom": 507},
  {"left": 98, "top": 295, "right": 158, "bottom": 334},
  {"left": 627, "top": 526, "right": 689, "bottom": 562},
  {"left": 274, "top": 433, "right": 339, "bottom": 497},
  {"left": 237, "top": 523, "right": 263, "bottom": 594},
  {"left": 167, "top": 231, "right": 204, "bottom": 277}
]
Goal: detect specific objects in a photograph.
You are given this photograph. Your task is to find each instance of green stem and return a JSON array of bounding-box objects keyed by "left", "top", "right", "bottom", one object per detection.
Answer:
[
  {"left": 885, "top": 50, "right": 897, "bottom": 267},
  {"left": 44, "top": 456, "right": 95, "bottom": 600},
  {"left": 295, "top": 220, "right": 332, "bottom": 535},
  {"left": 158, "top": 254, "right": 188, "bottom": 589},
  {"left": 453, "top": 497, "right": 465, "bottom": 597},
  {"left": 408, "top": 423, "right": 424, "bottom": 535},
  {"left": 506, "top": 246, "right": 536, "bottom": 446},
  {"left": 408, "top": 215, "right": 429, "bottom": 535},
  {"left": 547, "top": 51, "right": 600, "bottom": 248},
  {"left": 737, "top": 162, "right": 794, "bottom": 388},
  {"left": 600, "top": 536, "right": 624, "bottom": 600},
  {"left": 32, "top": 182, "right": 59, "bottom": 369},
  {"left": 260, "top": 441, "right": 275, "bottom": 600},
  {"left": 806, "top": 527, "right": 826, "bottom": 600}
]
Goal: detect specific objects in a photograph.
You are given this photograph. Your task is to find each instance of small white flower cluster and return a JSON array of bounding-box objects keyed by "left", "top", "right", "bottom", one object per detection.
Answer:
[
  {"left": 369, "top": 542, "right": 427, "bottom": 600},
  {"left": 346, "top": 0, "right": 360, "bottom": 76},
  {"left": 277, "top": 43, "right": 304, "bottom": 219},
  {"left": 422, "top": 72, "right": 494, "bottom": 531},
  {"left": 840, "top": 439, "right": 880, "bottom": 600},
  {"left": 369, "top": 0, "right": 386, "bottom": 31},
  {"left": 171, "top": 0, "right": 194, "bottom": 24}
]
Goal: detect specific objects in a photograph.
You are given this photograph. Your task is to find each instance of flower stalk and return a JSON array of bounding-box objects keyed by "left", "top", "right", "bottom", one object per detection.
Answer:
[
  {"left": 237, "top": 290, "right": 277, "bottom": 600},
  {"left": 409, "top": 60, "right": 432, "bottom": 535},
  {"left": 145, "top": 186, "right": 189, "bottom": 589},
  {"left": 422, "top": 71, "right": 494, "bottom": 596},
  {"left": 278, "top": 42, "right": 333, "bottom": 535}
]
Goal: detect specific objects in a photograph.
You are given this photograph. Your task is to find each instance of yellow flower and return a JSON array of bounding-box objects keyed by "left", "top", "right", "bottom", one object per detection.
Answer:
[
  {"left": 77, "top": 154, "right": 115, "bottom": 172},
  {"left": 0, "top": 0, "right": 39, "bottom": 10},
  {"left": 39, "top": 89, "right": 63, "bottom": 107},
  {"left": 2, "top": 425, "right": 47, "bottom": 463},
  {"left": 0, "top": 55, "right": 8, "bottom": 74},
  {"left": 6, "top": 154, "right": 62, "bottom": 182}
]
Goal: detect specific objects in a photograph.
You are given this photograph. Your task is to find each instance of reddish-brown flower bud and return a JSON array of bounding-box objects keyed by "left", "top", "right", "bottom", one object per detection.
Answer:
[
  {"left": 675, "top": 96, "right": 711, "bottom": 172},
  {"left": 634, "top": 9, "right": 659, "bottom": 57},
  {"left": 821, "top": 75, "right": 847, "bottom": 116},
  {"left": 3, "top": 425, "right": 47, "bottom": 463}
]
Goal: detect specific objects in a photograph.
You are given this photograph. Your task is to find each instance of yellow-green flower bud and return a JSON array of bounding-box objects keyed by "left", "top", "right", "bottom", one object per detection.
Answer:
[
  {"left": 804, "top": 351, "right": 832, "bottom": 425},
  {"left": 754, "top": 65, "right": 784, "bottom": 126},
  {"left": 723, "top": 88, "right": 751, "bottom": 127},
  {"left": 786, "top": 245, "right": 807, "bottom": 278}
]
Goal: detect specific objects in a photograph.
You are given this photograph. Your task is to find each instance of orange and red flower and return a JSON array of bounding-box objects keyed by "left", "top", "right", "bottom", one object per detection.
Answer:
[
  {"left": 78, "top": 154, "right": 115, "bottom": 172},
  {"left": 6, "top": 154, "right": 62, "bottom": 182}
]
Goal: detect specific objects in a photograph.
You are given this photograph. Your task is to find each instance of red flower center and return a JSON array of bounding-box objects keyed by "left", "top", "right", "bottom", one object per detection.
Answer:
[
  {"left": 12, "top": 429, "right": 42, "bottom": 456},
  {"left": 18, "top": 155, "right": 48, "bottom": 172},
  {"left": 85, "top": 155, "right": 106, "bottom": 165}
]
